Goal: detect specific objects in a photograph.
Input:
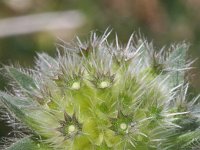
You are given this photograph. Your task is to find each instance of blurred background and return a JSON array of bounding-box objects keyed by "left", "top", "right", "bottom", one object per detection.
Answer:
[{"left": 1, "top": 0, "right": 200, "bottom": 139}]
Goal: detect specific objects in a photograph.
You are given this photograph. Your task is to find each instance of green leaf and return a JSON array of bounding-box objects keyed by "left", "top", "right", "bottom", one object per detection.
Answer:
[
  {"left": 0, "top": 92, "right": 59, "bottom": 137},
  {"left": 7, "top": 137, "right": 52, "bottom": 150},
  {"left": 5, "top": 67, "right": 36, "bottom": 90},
  {"left": 177, "top": 129, "right": 200, "bottom": 149},
  {"left": 167, "top": 44, "right": 188, "bottom": 86},
  {"left": 168, "top": 44, "right": 188, "bottom": 68},
  {"left": 0, "top": 91, "right": 37, "bottom": 121},
  {"left": 36, "top": 53, "right": 58, "bottom": 75}
]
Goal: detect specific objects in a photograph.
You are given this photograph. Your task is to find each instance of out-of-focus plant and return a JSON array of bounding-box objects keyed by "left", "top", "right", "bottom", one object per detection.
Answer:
[{"left": 1, "top": 30, "right": 200, "bottom": 150}]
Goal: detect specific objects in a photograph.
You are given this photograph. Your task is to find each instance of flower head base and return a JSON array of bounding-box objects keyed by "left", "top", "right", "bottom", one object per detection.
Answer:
[{"left": 1, "top": 30, "right": 200, "bottom": 150}]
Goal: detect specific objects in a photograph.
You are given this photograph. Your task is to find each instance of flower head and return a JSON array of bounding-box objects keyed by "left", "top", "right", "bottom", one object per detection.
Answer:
[{"left": 1, "top": 30, "right": 199, "bottom": 150}]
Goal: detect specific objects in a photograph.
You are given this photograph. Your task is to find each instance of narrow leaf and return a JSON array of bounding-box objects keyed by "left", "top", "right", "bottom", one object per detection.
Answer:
[
  {"left": 5, "top": 67, "right": 36, "bottom": 90},
  {"left": 0, "top": 92, "right": 59, "bottom": 137},
  {"left": 7, "top": 137, "right": 51, "bottom": 150}
]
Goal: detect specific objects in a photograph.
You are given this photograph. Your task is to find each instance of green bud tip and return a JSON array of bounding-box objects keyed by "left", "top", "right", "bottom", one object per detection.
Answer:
[
  {"left": 68, "top": 125, "right": 76, "bottom": 133},
  {"left": 120, "top": 123, "right": 127, "bottom": 130},
  {"left": 71, "top": 82, "right": 80, "bottom": 90},
  {"left": 99, "top": 81, "right": 110, "bottom": 89}
]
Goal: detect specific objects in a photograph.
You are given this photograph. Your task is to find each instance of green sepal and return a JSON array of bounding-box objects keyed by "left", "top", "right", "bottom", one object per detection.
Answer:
[
  {"left": 70, "top": 85, "right": 95, "bottom": 121},
  {"left": 104, "top": 129, "right": 121, "bottom": 147},
  {"left": 7, "top": 137, "right": 52, "bottom": 150},
  {"left": 82, "top": 119, "right": 103, "bottom": 146},
  {"left": 72, "top": 135, "right": 93, "bottom": 150}
]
